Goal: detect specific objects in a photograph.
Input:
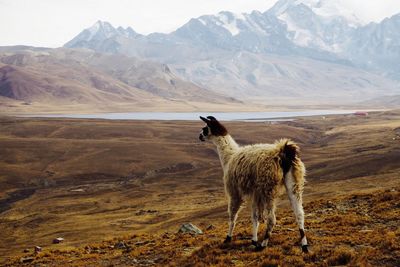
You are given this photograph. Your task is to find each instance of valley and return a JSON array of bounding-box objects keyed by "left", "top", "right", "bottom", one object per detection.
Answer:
[
  {"left": 1, "top": 0, "right": 400, "bottom": 265},
  {"left": 0, "top": 110, "right": 399, "bottom": 265}
]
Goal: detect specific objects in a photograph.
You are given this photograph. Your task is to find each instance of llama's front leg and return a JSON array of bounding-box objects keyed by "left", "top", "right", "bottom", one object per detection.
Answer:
[
  {"left": 285, "top": 173, "right": 309, "bottom": 253},
  {"left": 224, "top": 197, "right": 242, "bottom": 243},
  {"left": 251, "top": 201, "right": 260, "bottom": 247}
]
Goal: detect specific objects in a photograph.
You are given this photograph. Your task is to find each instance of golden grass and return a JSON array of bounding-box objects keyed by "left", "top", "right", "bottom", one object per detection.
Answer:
[
  {"left": 1, "top": 110, "right": 400, "bottom": 266},
  {"left": 4, "top": 188, "right": 399, "bottom": 266}
]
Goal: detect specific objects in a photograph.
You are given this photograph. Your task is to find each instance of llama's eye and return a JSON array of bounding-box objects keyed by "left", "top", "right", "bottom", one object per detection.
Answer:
[{"left": 202, "top": 127, "right": 209, "bottom": 136}]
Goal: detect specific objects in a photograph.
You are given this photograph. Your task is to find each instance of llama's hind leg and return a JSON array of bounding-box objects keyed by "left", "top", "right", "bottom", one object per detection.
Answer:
[
  {"left": 224, "top": 197, "right": 242, "bottom": 243},
  {"left": 285, "top": 172, "right": 308, "bottom": 253}
]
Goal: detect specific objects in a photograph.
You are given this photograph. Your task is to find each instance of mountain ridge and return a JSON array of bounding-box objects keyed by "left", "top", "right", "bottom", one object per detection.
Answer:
[
  {"left": 0, "top": 47, "right": 241, "bottom": 112},
  {"left": 62, "top": 0, "right": 400, "bottom": 106}
]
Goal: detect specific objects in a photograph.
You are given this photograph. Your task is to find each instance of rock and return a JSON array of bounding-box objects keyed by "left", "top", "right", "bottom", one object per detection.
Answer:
[
  {"left": 53, "top": 237, "right": 64, "bottom": 244},
  {"left": 115, "top": 241, "right": 126, "bottom": 249},
  {"left": 20, "top": 257, "right": 34, "bottom": 263},
  {"left": 70, "top": 188, "right": 85, "bottom": 192},
  {"left": 114, "top": 241, "right": 132, "bottom": 253},
  {"left": 359, "top": 229, "right": 373, "bottom": 233},
  {"left": 34, "top": 246, "right": 42, "bottom": 253},
  {"left": 326, "top": 201, "right": 336, "bottom": 208},
  {"left": 178, "top": 223, "right": 203, "bottom": 235},
  {"left": 206, "top": 224, "right": 215, "bottom": 230}
]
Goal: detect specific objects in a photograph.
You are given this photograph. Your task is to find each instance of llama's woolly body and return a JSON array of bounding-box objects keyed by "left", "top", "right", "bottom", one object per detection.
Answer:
[{"left": 215, "top": 137, "right": 305, "bottom": 213}]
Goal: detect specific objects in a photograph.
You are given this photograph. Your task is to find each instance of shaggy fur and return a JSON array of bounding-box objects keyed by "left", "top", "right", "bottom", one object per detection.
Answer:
[{"left": 199, "top": 116, "right": 308, "bottom": 252}]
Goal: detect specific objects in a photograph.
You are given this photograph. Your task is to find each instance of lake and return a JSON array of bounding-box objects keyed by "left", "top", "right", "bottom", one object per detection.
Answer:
[{"left": 23, "top": 110, "right": 356, "bottom": 121}]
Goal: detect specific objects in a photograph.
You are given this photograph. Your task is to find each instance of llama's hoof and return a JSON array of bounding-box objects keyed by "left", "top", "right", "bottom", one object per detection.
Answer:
[
  {"left": 223, "top": 235, "right": 232, "bottom": 243},
  {"left": 254, "top": 244, "right": 265, "bottom": 252},
  {"left": 251, "top": 240, "right": 265, "bottom": 252},
  {"left": 301, "top": 245, "right": 309, "bottom": 253}
]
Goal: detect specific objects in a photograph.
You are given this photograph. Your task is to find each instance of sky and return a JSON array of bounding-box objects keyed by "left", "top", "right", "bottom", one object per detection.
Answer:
[{"left": 1, "top": 0, "right": 400, "bottom": 48}]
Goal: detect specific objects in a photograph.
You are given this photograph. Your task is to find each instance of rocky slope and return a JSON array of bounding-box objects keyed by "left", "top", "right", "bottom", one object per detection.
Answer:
[{"left": 63, "top": 0, "right": 400, "bottom": 105}]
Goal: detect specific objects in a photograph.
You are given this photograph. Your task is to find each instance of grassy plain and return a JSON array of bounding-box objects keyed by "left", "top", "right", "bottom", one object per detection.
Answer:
[{"left": 0, "top": 110, "right": 399, "bottom": 266}]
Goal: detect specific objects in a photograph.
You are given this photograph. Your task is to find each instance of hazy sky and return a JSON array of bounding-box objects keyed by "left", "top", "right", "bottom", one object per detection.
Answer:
[{"left": 1, "top": 0, "right": 400, "bottom": 48}]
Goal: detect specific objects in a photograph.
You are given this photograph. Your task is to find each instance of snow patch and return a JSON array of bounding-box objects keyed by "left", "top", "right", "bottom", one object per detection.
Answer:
[
  {"left": 243, "top": 13, "right": 269, "bottom": 35},
  {"left": 279, "top": 13, "right": 313, "bottom": 46},
  {"left": 217, "top": 13, "right": 241, "bottom": 36},
  {"left": 234, "top": 13, "right": 246, "bottom": 21},
  {"left": 199, "top": 19, "right": 207, "bottom": 26},
  {"left": 87, "top": 21, "right": 101, "bottom": 39},
  {"left": 279, "top": 12, "right": 339, "bottom": 52},
  {"left": 296, "top": 0, "right": 364, "bottom": 26},
  {"left": 87, "top": 21, "right": 116, "bottom": 39}
]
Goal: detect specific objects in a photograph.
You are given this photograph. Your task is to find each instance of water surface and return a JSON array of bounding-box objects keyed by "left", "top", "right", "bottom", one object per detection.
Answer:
[{"left": 23, "top": 110, "right": 355, "bottom": 121}]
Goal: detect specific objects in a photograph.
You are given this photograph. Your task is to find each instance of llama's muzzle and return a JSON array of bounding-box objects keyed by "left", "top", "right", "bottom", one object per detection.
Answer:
[{"left": 199, "top": 133, "right": 205, "bottom": 142}]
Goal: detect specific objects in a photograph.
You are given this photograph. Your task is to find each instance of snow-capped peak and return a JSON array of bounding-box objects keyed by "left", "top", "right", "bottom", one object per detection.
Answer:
[
  {"left": 304, "top": 0, "right": 364, "bottom": 26},
  {"left": 269, "top": 0, "right": 364, "bottom": 26},
  {"left": 216, "top": 11, "right": 244, "bottom": 36},
  {"left": 87, "top": 20, "right": 117, "bottom": 39},
  {"left": 64, "top": 20, "right": 139, "bottom": 48},
  {"left": 266, "top": 0, "right": 365, "bottom": 53}
]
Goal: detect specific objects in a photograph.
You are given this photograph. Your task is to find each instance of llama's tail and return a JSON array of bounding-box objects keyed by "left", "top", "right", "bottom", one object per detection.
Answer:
[
  {"left": 277, "top": 139, "right": 299, "bottom": 176},
  {"left": 276, "top": 139, "right": 306, "bottom": 194}
]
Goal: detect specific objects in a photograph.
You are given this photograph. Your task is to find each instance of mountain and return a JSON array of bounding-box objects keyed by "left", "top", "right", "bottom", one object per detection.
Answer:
[
  {"left": 0, "top": 47, "right": 238, "bottom": 112},
  {"left": 172, "top": 51, "right": 398, "bottom": 104},
  {"left": 63, "top": 0, "right": 368, "bottom": 61},
  {"left": 346, "top": 14, "right": 400, "bottom": 79},
  {"left": 63, "top": 1, "right": 400, "bottom": 105},
  {"left": 269, "top": 0, "right": 363, "bottom": 26},
  {"left": 64, "top": 21, "right": 141, "bottom": 53},
  {"left": 361, "top": 94, "right": 400, "bottom": 108},
  {"left": 268, "top": 0, "right": 358, "bottom": 54}
]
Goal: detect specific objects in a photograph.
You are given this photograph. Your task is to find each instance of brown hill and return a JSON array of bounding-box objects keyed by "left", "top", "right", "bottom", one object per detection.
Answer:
[{"left": 0, "top": 47, "right": 239, "bottom": 113}]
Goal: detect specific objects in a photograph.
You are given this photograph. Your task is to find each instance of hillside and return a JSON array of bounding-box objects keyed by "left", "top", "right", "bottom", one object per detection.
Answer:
[
  {"left": 360, "top": 95, "right": 400, "bottom": 108},
  {"left": 0, "top": 47, "right": 240, "bottom": 113},
  {"left": 62, "top": 0, "right": 400, "bottom": 104},
  {"left": 172, "top": 51, "right": 397, "bottom": 104},
  {"left": 0, "top": 110, "right": 399, "bottom": 265},
  {"left": 4, "top": 188, "right": 400, "bottom": 266}
]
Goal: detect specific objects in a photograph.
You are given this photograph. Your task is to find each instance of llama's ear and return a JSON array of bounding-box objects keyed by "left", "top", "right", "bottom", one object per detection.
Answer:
[
  {"left": 207, "top": 116, "right": 217, "bottom": 121},
  {"left": 200, "top": 116, "right": 209, "bottom": 123}
]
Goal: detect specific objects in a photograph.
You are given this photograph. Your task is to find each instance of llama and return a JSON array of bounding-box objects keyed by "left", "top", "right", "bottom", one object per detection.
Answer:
[{"left": 199, "top": 116, "right": 308, "bottom": 252}]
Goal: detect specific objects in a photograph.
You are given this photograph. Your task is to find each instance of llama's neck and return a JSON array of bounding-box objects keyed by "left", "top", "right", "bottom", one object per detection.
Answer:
[{"left": 212, "top": 135, "right": 239, "bottom": 172}]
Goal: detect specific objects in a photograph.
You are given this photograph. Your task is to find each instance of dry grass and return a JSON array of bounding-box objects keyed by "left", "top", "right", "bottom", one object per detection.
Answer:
[
  {"left": 0, "top": 110, "right": 400, "bottom": 266},
  {"left": 4, "top": 188, "right": 400, "bottom": 266}
]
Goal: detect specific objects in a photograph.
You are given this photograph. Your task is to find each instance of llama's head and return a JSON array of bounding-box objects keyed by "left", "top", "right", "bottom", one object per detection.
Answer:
[{"left": 199, "top": 116, "right": 228, "bottom": 142}]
